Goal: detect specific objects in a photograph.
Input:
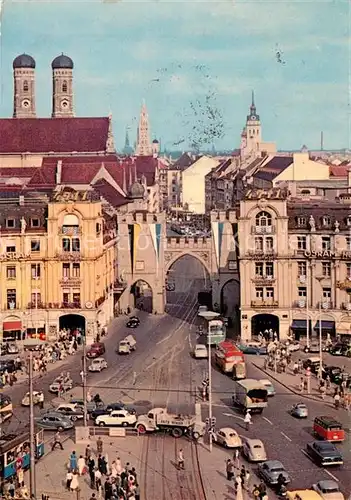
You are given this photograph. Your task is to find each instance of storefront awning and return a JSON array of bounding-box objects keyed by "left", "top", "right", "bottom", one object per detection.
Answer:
[
  {"left": 3, "top": 321, "right": 21, "bottom": 331},
  {"left": 291, "top": 319, "right": 309, "bottom": 329},
  {"left": 314, "top": 321, "right": 335, "bottom": 331},
  {"left": 336, "top": 324, "right": 350, "bottom": 334}
]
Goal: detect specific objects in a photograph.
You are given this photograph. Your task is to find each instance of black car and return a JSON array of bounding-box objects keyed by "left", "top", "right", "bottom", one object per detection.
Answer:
[
  {"left": 306, "top": 441, "right": 343, "bottom": 467},
  {"left": 303, "top": 358, "right": 324, "bottom": 374},
  {"left": 91, "top": 403, "right": 136, "bottom": 420},
  {"left": 330, "top": 343, "right": 351, "bottom": 357},
  {"left": 126, "top": 317, "right": 140, "bottom": 329},
  {"left": 0, "top": 359, "right": 17, "bottom": 374},
  {"left": 322, "top": 366, "right": 351, "bottom": 387}
]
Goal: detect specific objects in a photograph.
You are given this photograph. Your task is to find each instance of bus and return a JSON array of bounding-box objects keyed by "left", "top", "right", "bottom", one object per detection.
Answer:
[
  {"left": 206, "top": 319, "right": 226, "bottom": 345},
  {"left": 215, "top": 341, "right": 246, "bottom": 379},
  {"left": 0, "top": 428, "right": 45, "bottom": 485},
  {"left": 0, "top": 395, "right": 13, "bottom": 424}
]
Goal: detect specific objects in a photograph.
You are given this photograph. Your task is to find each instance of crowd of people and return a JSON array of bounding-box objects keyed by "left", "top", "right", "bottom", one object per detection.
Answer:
[{"left": 225, "top": 455, "right": 268, "bottom": 499}]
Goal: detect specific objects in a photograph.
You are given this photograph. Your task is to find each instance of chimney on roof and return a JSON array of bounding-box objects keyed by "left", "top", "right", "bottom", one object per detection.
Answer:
[
  {"left": 56, "top": 160, "right": 62, "bottom": 185},
  {"left": 19, "top": 195, "right": 24, "bottom": 206}
]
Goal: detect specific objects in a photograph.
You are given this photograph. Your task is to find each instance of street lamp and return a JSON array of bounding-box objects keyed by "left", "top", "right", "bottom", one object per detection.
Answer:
[{"left": 315, "top": 276, "right": 324, "bottom": 378}]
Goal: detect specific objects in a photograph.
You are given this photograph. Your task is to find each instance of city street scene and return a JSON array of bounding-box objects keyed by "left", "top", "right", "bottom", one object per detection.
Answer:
[{"left": 0, "top": 0, "right": 349, "bottom": 499}]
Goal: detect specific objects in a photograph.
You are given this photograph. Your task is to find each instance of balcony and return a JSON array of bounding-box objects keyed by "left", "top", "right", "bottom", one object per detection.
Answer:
[
  {"left": 60, "top": 302, "right": 81, "bottom": 309},
  {"left": 318, "top": 301, "right": 333, "bottom": 310},
  {"left": 27, "top": 302, "right": 45, "bottom": 309},
  {"left": 251, "top": 300, "right": 278, "bottom": 308},
  {"left": 59, "top": 227, "right": 82, "bottom": 236},
  {"left": 55, "top": 251, "right": 81, "bottom": 261},
  {"left": 251, "top": 225, "right": 276, "bottom": 235},
  {"left": 252, "top": 275, "right": 276, "bottom": 285},
  {"left": 342, "top": 302, "right": 351, "bottom": 311},
  {"left": 4, "top": 302, "right": 19, "bottom": 310},
  {"left": 293, "top": 299, "right": 306, "bottom": 308},
  {"left": 246, "top": 250, "right": 277, "bottom": 260},
  {"left": 59, "top": 277, "right": 82, "bottom": 286}
]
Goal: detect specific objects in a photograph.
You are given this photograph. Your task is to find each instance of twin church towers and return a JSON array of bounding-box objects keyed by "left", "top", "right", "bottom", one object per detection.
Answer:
[{"left": 13, "top": 53, "right": 74, "bottom": 119}]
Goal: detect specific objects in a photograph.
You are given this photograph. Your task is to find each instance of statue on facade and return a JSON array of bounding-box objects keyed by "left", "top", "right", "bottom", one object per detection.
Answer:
[
  {"left": 334, "top": 220, "right": 340, "bottom": 233},
  {"left": 309, "top": 215, "right": 315, "bottom": 232},
  {"left": 20, "top": 216, "right": 27, "bottom": 234}
]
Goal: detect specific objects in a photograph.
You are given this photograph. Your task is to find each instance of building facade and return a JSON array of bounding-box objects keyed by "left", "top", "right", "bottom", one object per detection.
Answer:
[
  {"left": 0, "top": 189, "right": 115, "bottom": 342},
  {"left": 238, "top": 187, "right": 351, "bottom": 341}
]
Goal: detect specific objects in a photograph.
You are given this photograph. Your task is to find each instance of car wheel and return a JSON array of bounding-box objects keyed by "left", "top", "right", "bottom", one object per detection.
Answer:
[
  {"left": 193, "top": 431, "right": 200, "bottom": 440},
  {"left": 71, "top": 416, "right": 77, "bottom": 422},
  {"left": 58, "top": 426, "right": 64, "bottom": 432},
  {"left": 122, "top": 422, "right": 129, "bottom": 427},
  {"left": 137, "top": 424, "right": 147, "bottom": 434},
  {"left": 99, "top": 421, "right": 105, "bottom": 427}
]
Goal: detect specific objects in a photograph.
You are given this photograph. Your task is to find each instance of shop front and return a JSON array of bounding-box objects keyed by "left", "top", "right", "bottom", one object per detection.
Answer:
[
  {"left": 26, "top": 327, "right": 46, "bottom": 341},
  {"left": 314, "top": 320, "right": 336, "bottom": 339},
  {"left": 290, "top": 319, "right": 312, "bottom": 341},
  {"left": 2, "top": 319, "right": 23, "bottom": 341}
]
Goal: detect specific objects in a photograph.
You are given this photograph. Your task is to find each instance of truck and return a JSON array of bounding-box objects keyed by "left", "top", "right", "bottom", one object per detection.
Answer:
[
  {"left": 135, "top": 407, "right": 206, "bottom": 439},
  {"left": 232, "top": 379, "right": 268, "bottom": 414},
  {"left": 117, "top": 335, "right": 136, "bottom": 355}
]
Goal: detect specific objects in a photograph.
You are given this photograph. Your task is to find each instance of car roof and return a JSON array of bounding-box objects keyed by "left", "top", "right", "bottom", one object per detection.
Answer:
[
  {"left": 57, "top": 403, "right": 76, "bottom": 409},
  {"left": 316, "top": 480, "right": 339, "bottom": 489},
  {"left": 259, "top": 379, "right": 273, "bottom": 385},
  {"left": 315, "top": 416, "right": 341, "bottom": 426},
  {"left": 245, "top": 438, "right": 264, "bottom": 446},
  {"left": 265, "top": 460, "right": 283, "bottom": 467},
  {"left": 195, "top": 344, "right": 207, "bottom": 348},
  {"left": 307, "top": 357, "right": 321, "bottom": 362},
  {"left": 92, "top": 357, "right": 105, "bottom": 361},
  {"left": 219, "top": 427, "right": 237, "bottom": 434},
  {"left": 312, "top": 441, "right": 335, "bottom": 448}
]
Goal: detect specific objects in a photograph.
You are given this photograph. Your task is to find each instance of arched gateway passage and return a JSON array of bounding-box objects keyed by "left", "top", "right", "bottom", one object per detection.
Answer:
[
  {"left": 251, "top": 313, "right": 279, "bottom": 340},
  {"left": 59, "top": 314, "right": 86, "bottom": 334},
  {"left": 166, "top": 255, "right": 210, "bottom": 318},
  {"left": 131, "top": 280, "right": 153, "bottom": 313},
  {"left": 220, "top": 279, "right": 240, "bottom": 328}
]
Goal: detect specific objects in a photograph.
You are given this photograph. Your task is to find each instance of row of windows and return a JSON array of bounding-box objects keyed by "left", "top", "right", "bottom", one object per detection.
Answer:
[
  {"left": 5, "top": 263, "right": 81, "bottom": 280},
  {"left": 3, "top": 237, "right": 81, "bottom": 254},
  {"left": 298, "top": 287, "right": 331, "bottom": 300},
  {"left": 6, "top": 290, "right": 81, "bottom": 308},
  {"left": 255, "top": 235, "right": 351, "bottom": 253},
  {"left": 255, "top": 211, "right": 351, "bottom": 229},
  {"left": 255, "top": 286, "right": 333, "bottom": 302},
  {"left": 5, "top": 218, "right": 40, "bottom": 229},
  {"left": 23, "top": 80, "right": 68, "bottom": 93}
]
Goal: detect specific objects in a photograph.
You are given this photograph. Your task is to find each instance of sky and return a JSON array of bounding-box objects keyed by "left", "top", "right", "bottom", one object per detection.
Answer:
[{"left": 0, "top": 0, "right": 349, "bottom": 152}]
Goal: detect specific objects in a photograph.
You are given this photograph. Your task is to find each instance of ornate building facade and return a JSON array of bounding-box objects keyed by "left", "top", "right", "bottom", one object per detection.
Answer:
[{"left": 238, "top": 188, "right": 351, "bottom": 341}]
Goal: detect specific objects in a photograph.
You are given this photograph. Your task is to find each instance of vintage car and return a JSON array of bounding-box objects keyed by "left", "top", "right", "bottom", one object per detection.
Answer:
[
  {"left": 312, "top": 480, "right": 345, "bottom": 500},
  {"left": 95, "top": 409, "right": 137, "bottom": 427},
  {"left": 306, "top": 441, "right": 343, "bottom": 467},
  {"left": 88, "top": 357, "right": 108, "bottom": 372},
  {"left": 126, "top": 317, "right": 140, "bottom": 328},
  {"left": 86, "top": 342, "right": 105, "bottom": 359},
  {"left": 214, "top": 427, "right": 242, "bottom": 449},
  {"left": 193, "top": 344, "right": 208, "bottom": 359},
  {"left": 21, "top": 391, "right": 43, "bottom": 407},
  {"left": 49, "top": 375, "right": 73, "bottom": 393},
  {"left": 290, "top": 403, "right": 308, "bottom": 419},
  {"left": 242, "top": 438, "right": 267, "bottom": 462},
  {"left": 53, "top": 403, "right": 84, "bottom": 421},
  {"left": 36, "top": 412, "right": 74, "bottom": 431},
  {"left": 258, "top": 460, "right": 290, "bottom": 486}
]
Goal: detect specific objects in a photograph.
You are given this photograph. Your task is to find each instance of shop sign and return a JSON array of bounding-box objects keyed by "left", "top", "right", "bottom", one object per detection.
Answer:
[
  {"left": 304, "top": 250, "right": 351, "bottom": 260},
  {"left": 0, "top": 252, "right": 30, "bottom": 260}
]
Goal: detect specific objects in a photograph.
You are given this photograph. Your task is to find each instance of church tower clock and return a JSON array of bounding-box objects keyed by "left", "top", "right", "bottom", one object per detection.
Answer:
[{"left": 51, "top": 54, "right": 74, "bottom": 118}]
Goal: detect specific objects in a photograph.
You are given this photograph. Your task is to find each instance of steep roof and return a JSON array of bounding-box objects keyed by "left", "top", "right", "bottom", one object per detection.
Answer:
[
  {"left": 330, "top": 165, "right": 350, "bottom": 177},
  {"left": 253, "top": 156, "right": 292, "bottom": 181},
  {"left": 93, "top": 179, "right": 129, "bottom": 207},
  {"left": 0, "top": 117, "right": 110, "bottom": 154},
  {"left": 171, "top": 152, "right": 195, "bottom": 171}
]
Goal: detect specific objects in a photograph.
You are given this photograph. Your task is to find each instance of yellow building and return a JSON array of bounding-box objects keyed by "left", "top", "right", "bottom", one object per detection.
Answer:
[{"left": 0, "top": 188, "right": 116, "bottom": 342}]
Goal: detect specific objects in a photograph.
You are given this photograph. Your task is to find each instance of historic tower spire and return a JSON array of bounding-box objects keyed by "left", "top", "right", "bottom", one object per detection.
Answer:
[
  {"left": 51, "top": 53, "right": 74, "bottom": 118},
  {"left": 13, "top": 54, "right": 36, "bottom": 118},
  {"left": 240, "top": 91, "right": 262, "bottom": 159},
  {"left": 136, "top": 101, "right": 152, "bottom": 156}
]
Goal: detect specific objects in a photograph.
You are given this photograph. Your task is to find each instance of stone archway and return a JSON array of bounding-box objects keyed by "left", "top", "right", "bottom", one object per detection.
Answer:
[
  {"left": 59, "top": 314, "right": 86, "bottom": 334},
  {"left": 251, "top": 313, "right": 279, "bottom": 340},
  {"left": 130, "top": 280, "right": 153, "bottom": 313},
  {"left": 220, "top": 279, "right": 240, "bottom": 328}
]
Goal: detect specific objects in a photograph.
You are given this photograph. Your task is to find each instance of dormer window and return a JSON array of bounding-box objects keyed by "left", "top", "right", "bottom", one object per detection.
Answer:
[
  {"left": 322, "top": 216, "right": 331, "bottom": 227},
  {"left": 297, "top": 216, "right": 306, "bottom": 227},
  {"left": 6, "top": 218, "right": 15, "bottom": 228},
  {"left": 301, "top": 189, "right": 310, "bottom": 195},
  {"left": 31, "top": 218, "right": 40, "bottom": 228},
  {"left": 347, "top": 215, "right": 351, "bottom": 227}
]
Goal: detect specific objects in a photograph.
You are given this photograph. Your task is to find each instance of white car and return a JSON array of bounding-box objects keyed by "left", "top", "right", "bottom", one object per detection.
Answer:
[
  {"left": 95, "top": 409, "right": 137, "bottom": 427},
  {"left": 193, "top": 344, "right": 208, "bottom": 359},
  {"left": 312, "top": 480, "right": 344, "bottom": 500},
  {"left": 259, "top": 379, "right": 275, "bottom": 396},
  {"left": 88, "top": 357, "right": 108, "bottom": 372},
  {"left": 242, "top": 438, "right": 267, "bottom": 462},
  {"left": 214, "top": 427, "right": 242, "bottom": 448},
  {"left": 21, "top": 391, "right": 43, "bottom": 406}
]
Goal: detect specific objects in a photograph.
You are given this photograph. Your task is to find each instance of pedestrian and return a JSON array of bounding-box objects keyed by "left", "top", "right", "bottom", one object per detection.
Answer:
[
  {"left": 245, "top": 469, "right": 251, "bottom": 490},
  {"left": 96, "top": 436, "right": 103, "bottom": 454},
  {"left": 77, "top": 455, "right": 86, "bottom": 475},
  {"left": 7, "top": 479, "right": 15, "bottom": 498},
  {"left": 244, "top": 410, "right": 252, "bottom": 431},
  {"left": 51, "top": 431, "right": 63, "bottom": 451},
  {"left": 85, "top": 444, "right": 92, "bottom": 462},
  {"left": 66, "top": 470, "right": 73, "bottom": 490},
  {"left": 240, "top": 465, "right": 246, "bottom": 489},
  {"left": 70, "top": 470, "right": 79, "bottom": 492},
  {"left": 70, "top": 451, "right": 77, "bottom": 471},
  {"left": 226, "top": 458, "right": 234, "bottom": 481},
  {"left": 233, "top": 448, "right": 240, "bottom": 469},
  {"left": 95, "top": 468, "right": 102, "bottom": 491},
  {"left": 177, "top": 448, "right": 184, "bottom": 469},
  {"left": 334, "top": 393, "right": 340, "bottom": 409},
  {"left": 38, "top": 391, "right": 44, "bottom": 409}
]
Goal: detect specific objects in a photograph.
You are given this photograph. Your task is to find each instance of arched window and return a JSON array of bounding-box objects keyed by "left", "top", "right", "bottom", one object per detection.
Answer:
[
  {"left": 322, "top": 215, "right": 331, "bottom": 227},
  {"left": 62, "top": 80, "right": 68, "bottom": 93},
  {"left": 62, "top": 214, "right": 80, "bottom": 236},
  {"left": 256, "top": 211, "right": 272, "bottom": 227},
  {"left": 23, "top": 80, "right": 29, "bottom": 92}
]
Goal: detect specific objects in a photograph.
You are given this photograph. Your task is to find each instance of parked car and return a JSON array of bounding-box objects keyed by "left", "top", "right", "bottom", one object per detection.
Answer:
[
  {"left": 290, "top": 403, "right": 308, "bottom": 419},
  {"left": 329, "top": 344, "right": 351, "bottom": 357},
  {"left": 193, "top": 344, "right": 208, "bottom": 359},
  {"left": 0, "top": 359, "right": 17, "bottom": 374},
  {"left": 259, "top": 379, "right": 275, "bottom": 397},
  {"left": 258, "top": 460, "right": 290, "bottom": 486},
  {"left": 304, "top": 343, "right": 329, "bottom": 354},
  {"left": 36, "top": 412, "right": 74, "bottom": 431},
  {"left": 312, "top": 480, "right": 344, "bottom": 500},
  {"left": 214, "top": 427, "right": 242, "bottom": 448},
  {"left": 238, "top": 344, "right": 267, "bottom": 355},
  {"left": 69, "top": 398, "right": 97, "bottom": 414},
  {"left": 91, "top": 403, "right": 136, "bottom": 420},
  {"left": 242, "top": 438, "right": 267, "bottom": 462},
  {"left": 86, "top": 342, "right": 105, "bottom": 359},
  {"left": 286, "top": 341, "right": 300, "bottom": 353},
  {"left": 21, "top": 391, "right": 43, "bottom": 407},
  {"left": 95, "top": 409, "right": 137, "bottom": 427},
  {"left": 306, "top": 441, "right": 343, "bottom": 467},
  {"left": 54, "top": 403, "right": 84, "bottom": 421},
  {"left": 6, "top": 343, "right": 19, "bottom": 354},
  {"left": 126, "top": 317, "right": 140, "bottom": 328},
  {"left": 88, "top": 357, "right": 108, "bottom": 372},
  {"left": 49, "top": 375, "right": 73, "bottom": 393}
]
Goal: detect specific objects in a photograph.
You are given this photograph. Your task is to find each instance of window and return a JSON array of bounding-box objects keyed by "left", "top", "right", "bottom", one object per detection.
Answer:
[
  {"left": 62, "top": 238, "right": 70, "bottom": 252},
  {"left": 6, "top": 266, "right": 16, "bottom": 279},
  {"left": 265, "top": 262, "right": 274, "bottom": 276},
  {"left": 31, "top": 292, "right": 41, "bottom": 305},
  {"left": 255, "top": 287, "right": 263, "bottom": 299},
  {"left": 96, "top": 223, "right": 101, "bottom": 235},
  {"left": 346, "top": 237, "right": 351, "bottom": 251},
  {"left": 297, "top": 236, "right": 307, "bottom": 250},
  {"left": 347, "top": 216, "right": 351, "bottom": 227},
  {"left": 63, "top": 292, "right": 69, "bottom": 304},
  {"left": 297, "top": 216, "right": 306, "bottom": 226},
  {"left": 322, "top": 262, "right": 331, "bottom": 277},
  {"left": 298, "top": 261, "right": 307, "bottom": 276},
  {"left": 72, "top": 263, "right": 80, "bottom": 278},
  {"left": 6, "top": 219, "right": 15, "bottom": 228},
  {"left": 23, "top": 80, "right": 29, "bottom": 92},
  {"left": 62, "top": 80, "right": 68, "bottom": 93},
  {"left": 255, "top": 263, "right": 264, "bottom": 276},
  {"left": 322, "top": 236, "right": 331, "bottom": 251},
  {"left": 73, "top": 292, "right": 80, "bottom": 305},
  {"left": 322, "top": 215, "right": 331, "bottom": 226},
  {"left": 266, "top": 237, "right": 274, "bottom": 251},
  {"left": 298, "top": 287, "right": 307, "bottom": 298},
  {"left": 322, "top": 288, "right": 331, "bottom": 300},
  {"left": 31, "top": 240, "right": 40, "bottom": 252},
  {"left": 254, "top": 237, "right": 263, "bottom": 251},
  {"left": 31, "top": 264, "right": 41, "bottom": 279},
  {"left": 31, "top": 218, "right": 40, "bottom": 228},
  {"left": 255, "top": 211, "right": 272, "bottom": 227},
  {"left": 62, "top": 263, "right": 70, "bottom": 278},
  {"left": 347, "top": 263, "right": 351, "bottom": 278},
  {"left": 7, "top": 289, "right": 16, "bottom": 309},
  {"left": 266, "top": 288, "right": 274, "bottom": 299},
  {"left": 72, "top": 238, "right": 80, "bottom": 252}
]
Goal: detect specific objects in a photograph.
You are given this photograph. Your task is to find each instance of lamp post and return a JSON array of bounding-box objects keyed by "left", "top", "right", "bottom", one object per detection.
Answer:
[
  {"left": 306, "top": 263, "right": 310, "bottom": 349},
  {"left": 315, "top": 276, "right": 324, "bottom": 379}
]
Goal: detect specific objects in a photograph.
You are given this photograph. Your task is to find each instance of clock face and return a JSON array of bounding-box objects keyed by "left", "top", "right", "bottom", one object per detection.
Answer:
[
  {"left": 22, "top": 99, "right": 30, "bottom": 108},
  {"left": 251, "top": 115, "right": 256, "bottom": 120},
  {"left": 61, "top": 100, "right": 69, "bottom": 109}
]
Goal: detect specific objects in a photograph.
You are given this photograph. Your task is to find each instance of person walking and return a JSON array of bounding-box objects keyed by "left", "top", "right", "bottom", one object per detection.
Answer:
[
  {"left": 70, "top": 471, "right": 79, "bottom": 492},
  {"left": 96, "top": 436, "right": 103, "bottom": 454},
  {"left": 51, "top": 431, "right": 63, "bottom": 451},
  {"left": 94, "top": 468, "right": 102, "bottom": 491},
  {"left": 177, "top": 448, "right": 184, "bottom": 470},
  {"left": 226, "top": 459, "right": 234, "bottom": 481},
  {"left": 85, "top": 444, "right": 92, "bottom": 462},
  {"left": 244, "top": 411, "right": 252, "bottom": 431},
  {"left": 334, "top": 392, "right": 340, "bottom": 409},
  {"left": 66, "top": 470, "right": 73, "bottom": 490},
  {"left": 77, "top": 455, "right": 86, "bottom": 476},
  {"left": 38, "top": 391, "right": 44, "bottom": 409},
  {"left": 70, "top": 451, "right": 77, "bottom": 471}
]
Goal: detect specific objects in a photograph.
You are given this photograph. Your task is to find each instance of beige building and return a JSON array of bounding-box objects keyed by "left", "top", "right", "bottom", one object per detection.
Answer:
[
  {"left": 238, "top": 187, "right": 351, "bottom": 341},
  {"left": 182, "top": 156, "right": 220, "bottom": 213},
  {"left": 0, "top": 189, "right": 115, "bottom": 342}
]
